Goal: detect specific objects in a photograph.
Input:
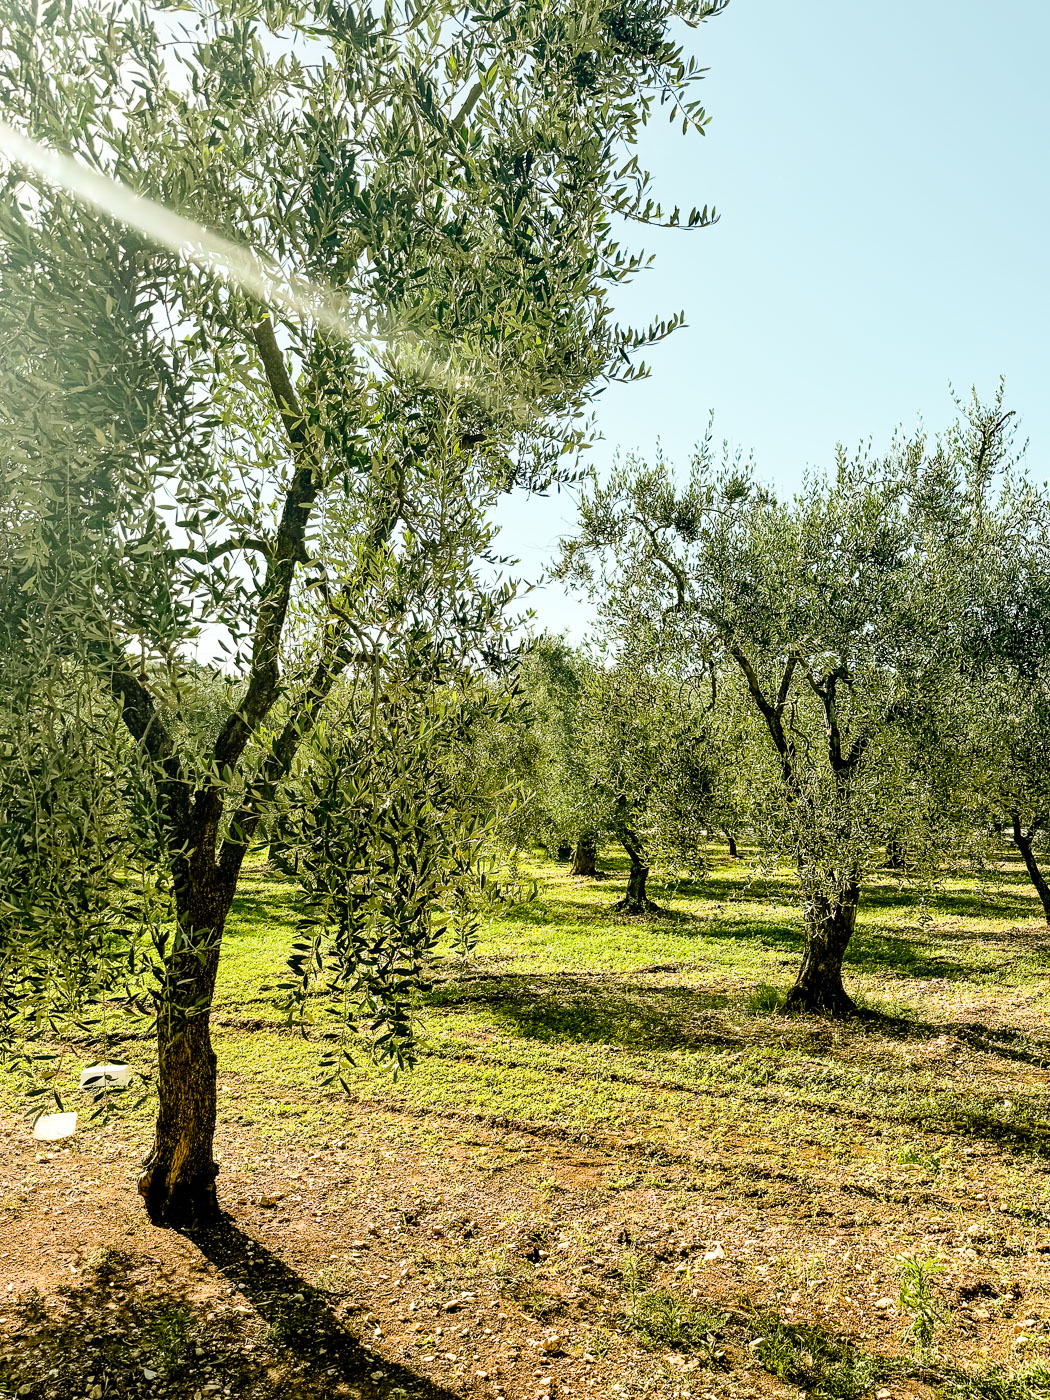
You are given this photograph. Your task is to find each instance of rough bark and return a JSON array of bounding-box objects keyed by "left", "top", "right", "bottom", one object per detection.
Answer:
[
  {"left": 611, "top": 825, "right": 661, "bottom": 914},
  {"left": 723, "top": 830, "right": 738, "bottom": 859},
  {"left": 783, "top": 883, "right": 859, "bottom": 1016},
  {"left": 1010, "top": 813, "right": 1050, "bottom": 925},
  {"left": 612, "top": 859, "right": 651, "bottom": 912},
  {"left": 570, "top": 831, "right": 598, "bottom": 877},
  {"left": 140, "top": 867, "right": 236, "bottom": 1229}
]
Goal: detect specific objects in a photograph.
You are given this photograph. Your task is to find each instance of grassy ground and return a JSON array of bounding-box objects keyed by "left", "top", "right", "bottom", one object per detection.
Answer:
[{"left": 4, "top": 846, "right": 1050, "bottom": 1400}]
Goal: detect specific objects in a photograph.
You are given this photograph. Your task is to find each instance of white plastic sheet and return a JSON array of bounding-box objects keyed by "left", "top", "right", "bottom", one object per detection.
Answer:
[
  {"left": 33, "top": 1112, "right": 78, "bottom": 1141},
  {"left": 79, "top": 1063, "right": 131, "bottom": 1092}
]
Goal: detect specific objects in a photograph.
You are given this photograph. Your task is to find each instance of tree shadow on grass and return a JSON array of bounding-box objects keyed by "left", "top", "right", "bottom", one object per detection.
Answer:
[
  {"left": 932, "top": 1098, "right": 1050, "bottom": 1160},
  {"left": 0, "top": 1230, "right": 456, "bottom": 1400},
  {"left": 426, "top": 969, "right": 744, "bottom": 1052},
  {"left": 870, "top": 1010, "right": 1050, "bottom": 1069},
  {"left": 843, "top": 932, "right": 982, "bottom": 979},
  {"left": 226, "top": 888, "right": 301, "bottom": 927}
]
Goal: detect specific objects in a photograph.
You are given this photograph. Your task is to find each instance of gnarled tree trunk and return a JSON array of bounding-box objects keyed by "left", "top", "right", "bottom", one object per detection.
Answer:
[
  {"left": 140, "top": 867, "right": 235, "bottom": 1229},
  {"left": 570, "top": 830, "right": 598, "bottom": 877},
  {"left": 783, "top": 880, "right": 859, "bottom": 1015},
  {"left": 723, "top": 830, "right": 738, "bottom": 859},
  {"left": 1010, "top": 812, "right": 1050, "bottom": 925},
  {"left": 612, "top": 825, "right": 660, "bottom": 914}
]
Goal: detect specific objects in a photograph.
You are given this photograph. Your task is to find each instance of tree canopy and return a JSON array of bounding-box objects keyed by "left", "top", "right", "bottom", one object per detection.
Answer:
[
  {"left": 0, "top": 0, "right": 729, "bottom": 1225},
  {"left": 557, "top": 398, "right": 1041, "bottom": 1011}
]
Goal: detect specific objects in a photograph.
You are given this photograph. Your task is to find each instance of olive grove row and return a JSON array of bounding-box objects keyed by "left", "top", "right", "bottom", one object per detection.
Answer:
[{"left": 474, "top": 396, "right": 1050, "bottom": 1014}]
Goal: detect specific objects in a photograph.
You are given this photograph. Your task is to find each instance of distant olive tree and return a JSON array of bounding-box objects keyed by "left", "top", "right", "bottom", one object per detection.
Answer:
[
  {"left": 981, "top": 679, "right": 1050, "bottom": 921},
  {"left": 559, "top": 400, "right": 1034, "bottom": 1013},
  {"left": 954, "top": 599, "right": 1050, "bottom": 924},
  {"left": 507, "top": 638, "right": 716, "bottom": 911}
]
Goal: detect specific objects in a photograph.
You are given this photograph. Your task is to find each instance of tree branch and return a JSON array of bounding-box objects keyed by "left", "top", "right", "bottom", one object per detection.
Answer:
[
  {"left": 86, "top": 638, "right": 190, "bottom": 837},
  {"left": 633, "top": 514, "right": 687, "bottom": 610},
  {"left": 775, "top": 655, "right": 797, "bottom": 718},
  {"left": 729, "top": 644, "right": 797, "bottom": 787},
  {"left": 212, "top": 319, "right": 322, "bottom": 772},
  {"left": 178, "top": 537, "right": 273, "bottom": 566},
  {"left": 251, "top": 315, "right": 306, "bottom": 446},
  {"left": 216, "top": 478, "right": 408, "bottom": 880}
]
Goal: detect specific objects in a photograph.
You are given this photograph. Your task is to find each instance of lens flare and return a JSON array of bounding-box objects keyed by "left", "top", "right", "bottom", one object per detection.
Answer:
[
  {"left": 0, "top": 118, "right": 367, "bottom": 337},
  {"left": 0, "top": 120, "right": 532, "bottom": 418}
]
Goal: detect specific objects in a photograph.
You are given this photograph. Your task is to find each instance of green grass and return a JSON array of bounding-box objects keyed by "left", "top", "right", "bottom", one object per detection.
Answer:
[
  {"left": 211, "top": 847, "right": 1050, "bottom": 1390},
  {"left": 204, "top": 847, "right": 1050, "bottom": 1168},
  {"left": 16, "top": 842, "right": 1050, "bottom": 1398}
]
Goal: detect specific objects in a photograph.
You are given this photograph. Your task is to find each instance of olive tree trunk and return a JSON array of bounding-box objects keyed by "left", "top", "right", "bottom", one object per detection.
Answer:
[
  {"left": 570, "top": 830, "right": 598, "bottom": 877},
  {"left": 618, "top": 858, "right": 650, "bottom": 910},
  {"left": 783, "top": 881, "right": 859, "bottom": 1015},
  {"left": 611, "top": 825, "right": 660, "bottom": 914},
  {"left": 139, "top": 869, "right": 235, "bottom": 1229},
  {"left": 1010, "top": 813, "right": 1050, "bottom": 925}
]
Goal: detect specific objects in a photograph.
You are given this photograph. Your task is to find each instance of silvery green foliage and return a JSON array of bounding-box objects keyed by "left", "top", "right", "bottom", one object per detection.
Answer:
[
  {"left": 496, "top": 635, "right": 719, "bottom": 879},
  {"left": 0, "top": 0, "right": 730, "bottom": 1100},
  {"left": 273, "top": 648, "right": 507, "bottom": 1075},
  {"left": 0, "top": 646, "right": 165, "bottom": 1114},
  {"left": 558, "top": 396, "right": 1048, "bottom": 911}
]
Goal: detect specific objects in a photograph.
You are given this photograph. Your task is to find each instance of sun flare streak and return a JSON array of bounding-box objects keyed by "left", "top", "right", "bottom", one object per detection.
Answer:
[
  {"left": 0, "top": 119, "right": 530, "bottom": 422},
  {"left": 0, "top": 118, "right": 371, "bottom": 338}
]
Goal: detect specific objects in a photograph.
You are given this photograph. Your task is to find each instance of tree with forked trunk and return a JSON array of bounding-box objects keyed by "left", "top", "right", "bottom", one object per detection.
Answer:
[
  {"left": 0, "top": 0, "right": 729, "bottom": 1225},
  {"left": 558, "top": 396, "right": 1038, "bottom": 1013},
  {"left": 961, "top": 671, "right": 1050, "bottom": 927}
]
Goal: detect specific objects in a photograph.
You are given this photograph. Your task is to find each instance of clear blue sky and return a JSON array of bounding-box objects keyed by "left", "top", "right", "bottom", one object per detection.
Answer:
[{"left": 495, "top": 0, "right": 1050, "bottom": 636}]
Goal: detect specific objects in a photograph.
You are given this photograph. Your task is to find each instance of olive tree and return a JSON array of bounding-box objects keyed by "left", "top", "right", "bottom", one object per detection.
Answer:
[
  {"left": 508, "top": 637, "right": 716, "bottom": 910},
  {"left": 559, "top": 403, "right": 1024, "bottom": 1013},
  {"left": 952, "top": 567, "right": 1050, "bottom": 922},
  {"left": 975, "top": 678, "right": 1050, "bottom": 920},
  {"left": 0, "top": 0, "right": 728, "bottom": 1225}
]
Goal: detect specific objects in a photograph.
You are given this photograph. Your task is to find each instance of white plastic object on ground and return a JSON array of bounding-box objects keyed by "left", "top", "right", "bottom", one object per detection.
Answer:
[
  {"left": 79, "top": 1063, "right": 131, "bottom": 1092},
  {"left": 33, "top": 1112, "right": 78, "bottom": 1141}
]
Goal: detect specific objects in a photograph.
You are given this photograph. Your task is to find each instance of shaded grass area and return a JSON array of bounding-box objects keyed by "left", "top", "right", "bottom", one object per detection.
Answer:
[
  {"left": 9, "top": 843, "right": 1050, "bottom": 1399},
  {"left": 209, "top": 848, "right": 1050, "bottom": 1166},
  {"left": 1, "top": 1233, "right": 456, "bottom": 1400}
]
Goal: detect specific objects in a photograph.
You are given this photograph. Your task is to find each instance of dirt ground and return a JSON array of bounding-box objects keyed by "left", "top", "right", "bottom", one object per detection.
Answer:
[{"left": 4, "top": 994, "right": 1050, "bottom": 1400}]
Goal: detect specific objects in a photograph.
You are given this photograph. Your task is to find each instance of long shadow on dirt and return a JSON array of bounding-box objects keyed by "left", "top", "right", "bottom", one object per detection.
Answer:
[
  {"left": 0, "top": 1230, "right": 455, "bottom": 1400},
  {"left": 193, "top": 1217, "right": 456, "bottom": 1399}
]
